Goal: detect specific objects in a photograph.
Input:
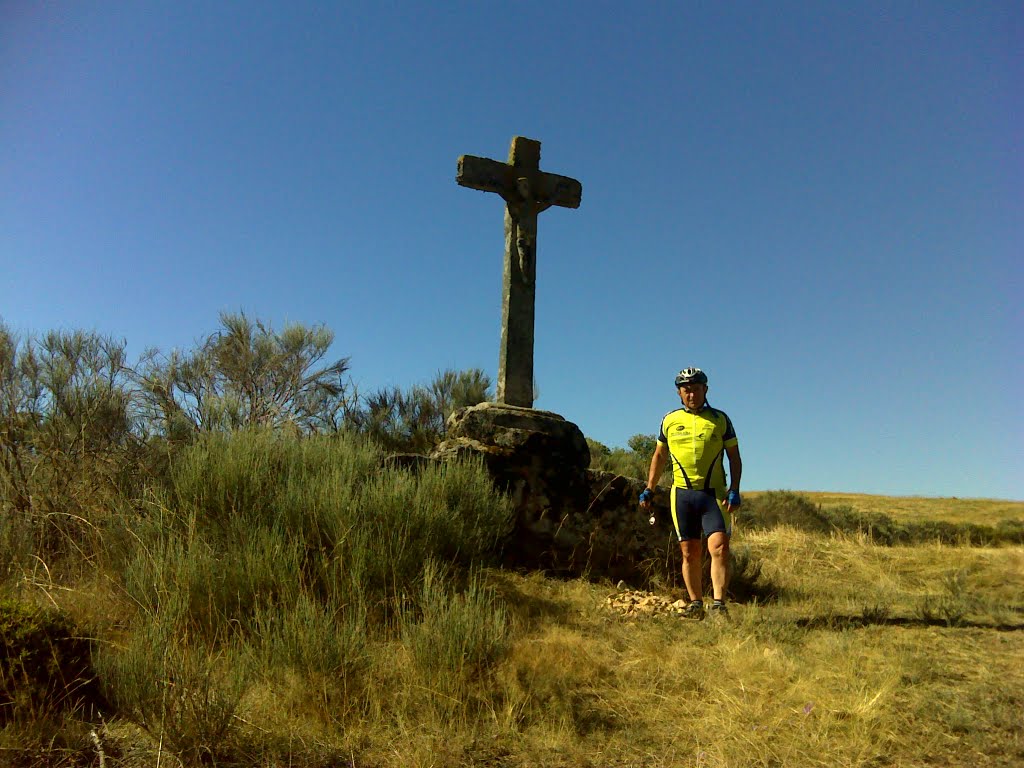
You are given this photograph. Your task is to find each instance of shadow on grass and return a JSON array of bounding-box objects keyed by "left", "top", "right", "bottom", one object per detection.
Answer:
[
  {"left": 486, "top": 570, "right": 578, "bottom": 626},
  {"left": 795, "top": 615, "right": 1024, "bottom": 632}
]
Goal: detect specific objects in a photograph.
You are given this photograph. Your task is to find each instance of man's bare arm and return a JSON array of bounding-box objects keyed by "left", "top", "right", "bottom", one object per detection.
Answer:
[
  {"left": 725, "top": 444, "right": 742, "bottom": 492},
  {"left": 647, "top": 442, "right": 669, "bottom": 492}
]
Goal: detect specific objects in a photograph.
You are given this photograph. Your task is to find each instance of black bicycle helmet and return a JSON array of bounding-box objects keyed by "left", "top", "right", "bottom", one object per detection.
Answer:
[{"left": 674, "top": 367, "right": 708, "bottom": 387}]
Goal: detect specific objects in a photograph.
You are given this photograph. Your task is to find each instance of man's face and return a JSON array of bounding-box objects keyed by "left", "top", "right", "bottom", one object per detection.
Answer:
[{"left": 678, "top": 383, "right": 708, "bottom": 411}]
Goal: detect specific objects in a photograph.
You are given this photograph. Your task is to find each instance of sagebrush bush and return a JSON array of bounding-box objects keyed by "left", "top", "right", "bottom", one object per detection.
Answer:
[
  {"left": 116, "top": 427, "right": 513, "bottom": 640},
  {"left": 0, "top": 513, "right": 33, "bottom": 587},
  {"left": 401, "top": 561, "right": 510, "bottom": 711},
  {"left": 96, "top": 429, "right": 515, "bottom": 751},
  {"left": 586, "top": 434, "right": 660, "bottom": 482},
  {"left": 725, "top": 544, "right": 777, "bottom": 603},
  {"left": 96, "top": 611, "right": 249, "bottom": 762},
  {"left": 253, "top": 591, "right": 368, "bottom": 696},
  {"left": 0, "top": 598, "right": 105, "bottom": 722},
  {"left": 743, "top": 491, "right": 833, "bottom": 534},
  {"left": 682, "top": 540, "right": 776, "bottom": 604}
]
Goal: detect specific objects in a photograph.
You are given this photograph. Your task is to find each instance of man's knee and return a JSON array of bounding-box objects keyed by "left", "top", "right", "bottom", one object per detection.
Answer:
[
  {"left": 680, "top": 540, "right": 702, "bottom": 562},
  {"left": 707, "top": 533, "right": 729, "bottom": 559}
]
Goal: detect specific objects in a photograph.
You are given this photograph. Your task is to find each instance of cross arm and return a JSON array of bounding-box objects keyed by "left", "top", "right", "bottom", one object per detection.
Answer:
[{"left": 457, "top": 155, "right": 582, "bottom": 209}]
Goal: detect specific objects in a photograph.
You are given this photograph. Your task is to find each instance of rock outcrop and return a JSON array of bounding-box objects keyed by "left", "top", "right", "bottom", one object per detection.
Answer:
[{"left": 429, "top": 402, "right": 681, "bottom": 585}]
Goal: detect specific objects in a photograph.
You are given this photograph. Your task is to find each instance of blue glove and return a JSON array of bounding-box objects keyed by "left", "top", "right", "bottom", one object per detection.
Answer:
[
  {"left": 727, "top": 489, "right": 741, "bottom": 508},
  {"left": 639, "top": 488, "right": 654, "bottom": 504}
]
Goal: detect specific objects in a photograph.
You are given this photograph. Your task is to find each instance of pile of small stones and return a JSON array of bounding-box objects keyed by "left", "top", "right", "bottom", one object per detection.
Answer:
[{"left": 603, "top": 583, "right": 689, "bottom": 618}]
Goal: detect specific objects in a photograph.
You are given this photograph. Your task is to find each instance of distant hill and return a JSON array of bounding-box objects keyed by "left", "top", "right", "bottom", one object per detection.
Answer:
[{"left": 746, "top": 491, "right": 1024, "bottom": 526}]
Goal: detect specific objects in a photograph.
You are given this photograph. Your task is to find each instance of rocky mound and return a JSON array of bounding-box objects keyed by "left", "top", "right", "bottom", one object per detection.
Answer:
[{"left": 603, "top": 586, "right": 689, "bottom": 618}]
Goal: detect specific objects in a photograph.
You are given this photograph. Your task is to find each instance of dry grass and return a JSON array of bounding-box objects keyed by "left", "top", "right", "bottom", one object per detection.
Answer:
[
  {"left": 5, "top": 498, "right": 1024, "bottom": 767},
  {"left": 210, "top": 526, "right": 1022, "bottom": 768},
  {"left": 760, "top": 490, "right": 1024, "bottom": 526},
  {"left": 446, "top": 528, "right": 1024, "bottom": 768},
  {"left": 744, "top": 525, "right": 1024, "bottom": 613}
]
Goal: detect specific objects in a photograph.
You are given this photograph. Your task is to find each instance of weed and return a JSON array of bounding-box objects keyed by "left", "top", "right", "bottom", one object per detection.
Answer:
[
  {"left": 401, "top": 561, "right": 511, "bottom": 714},
  {"left": 861, "top": 602, "right": 891, "bottom": 624},
  {"left": 727, "top": 543, "right": 777, "bottom": 603},
  {"left": 252, "top": 591, "right": 368, "bottom": 712},
  {"left": 0, "top": 597, "right": 106, "bottom": 723},
  {"left": 96, "top": 612, "right": 250, "bottom": 762},
  {"left": 0, "top": 512, "right": 34, "bottom": 587},
  {"left": 916, "top": 569, "right": 971, "bottom": 627},
  {"left": 938, "top": 570, "right": 970, "bottom": 627}
]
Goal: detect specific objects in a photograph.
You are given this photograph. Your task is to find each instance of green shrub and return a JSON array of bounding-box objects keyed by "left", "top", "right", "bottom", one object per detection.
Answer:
[
  {"left": 822, "top": 506, "right": 1024, "bottom": 546},
  {"left": 743, "top": 491, "right": 833, "bottom": 533},
  {"left": 116, "top": 429, "right": 513, "bottom": 646},
  {"left": 254, "top": 592, "right": 368, "bottom": 694},
  {"left": 401, "top": 561, "right": 510, "bottom": 708},
  {"left": 0, "top": 598, "right": 105, "bottom": 722},
  {"left": 96, "top": 611, "right": 249, "bottom": 762},
  {"left": 133, "top": 311, "right": 353, "bottom": 436},
  {"left": 0, "top": 326, "right": 164, "bottom": 577},
  {"left": 993, "top": 518, "right": 1024, "bottom": 545},
  {"left": 823, "top": 504, "right": 906, "bottom": 544},
  {"left": 122, "top": 520, "right": 307, "bottom": 640},
  {"left": 586, "top": 434, "right": 660, "bottom": 482},
  {"left": 352, "top": 368, "right": 493, "bottom": 453},
  {"left": 0, "top": 513, "right": 33, "bottom": 588}
]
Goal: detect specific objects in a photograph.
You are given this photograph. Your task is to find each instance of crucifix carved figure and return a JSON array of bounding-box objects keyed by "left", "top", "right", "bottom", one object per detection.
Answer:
[{"left": 457, "top": 137, "right": 582, "bottom": 408}]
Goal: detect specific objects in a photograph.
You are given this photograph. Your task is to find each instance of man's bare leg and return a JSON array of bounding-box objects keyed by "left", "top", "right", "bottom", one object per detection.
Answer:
[
  {"left": 708, "top": 531, "right": 729, "bottom": 601},
  {"left": 680, "top": 540, "right": 703, "bottom": 602}
]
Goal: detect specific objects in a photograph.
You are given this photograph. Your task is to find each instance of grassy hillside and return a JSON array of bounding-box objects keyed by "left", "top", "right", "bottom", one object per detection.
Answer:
[
  {"left": 5, "top": 320, "right": 1020, "bottom": 765},
  {"left": 762, "top": 491, "right": 1024, "bottom": 526},
  {"left": 2, "top": 441, "right": 1022, "bottom": 766}
]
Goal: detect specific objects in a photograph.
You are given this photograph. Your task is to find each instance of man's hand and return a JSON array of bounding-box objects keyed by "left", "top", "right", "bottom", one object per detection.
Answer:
[
  {"left": 725, "top": 489, "right": 741, "bottom": 513},
  {"left": 639, "top": 488, "right": 654, "bottom": 510}
]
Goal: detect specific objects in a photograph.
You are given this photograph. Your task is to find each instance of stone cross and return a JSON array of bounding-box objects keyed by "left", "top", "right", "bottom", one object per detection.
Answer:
[{"left": 456, "top": 137, "right": 582, "bottom": 407}]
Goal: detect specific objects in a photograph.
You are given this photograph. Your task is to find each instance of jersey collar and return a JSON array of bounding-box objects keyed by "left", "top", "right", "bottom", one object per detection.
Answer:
[{"left": 681, "top": 402, "right": 711, "bottom": 414}]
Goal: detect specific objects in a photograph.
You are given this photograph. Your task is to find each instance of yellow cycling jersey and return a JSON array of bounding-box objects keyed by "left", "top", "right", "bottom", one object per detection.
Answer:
[{"left": 657, "top": 404, "right": 738, "bottom": 493}]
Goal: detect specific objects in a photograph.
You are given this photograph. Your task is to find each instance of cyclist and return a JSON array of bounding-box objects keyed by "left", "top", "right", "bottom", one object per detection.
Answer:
[{"left": 639, "top": 368, "right": 742, "bottom": 619}]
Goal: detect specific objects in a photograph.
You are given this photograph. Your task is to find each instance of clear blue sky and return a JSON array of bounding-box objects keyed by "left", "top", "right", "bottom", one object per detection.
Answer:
[{"left": 2, "top": 2, "right": 1021, "bottom": 499}]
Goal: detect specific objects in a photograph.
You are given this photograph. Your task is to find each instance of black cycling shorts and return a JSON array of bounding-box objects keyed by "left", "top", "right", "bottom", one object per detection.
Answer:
[{"left": 670, "top": 487, "right": 729, "bottom": 541}]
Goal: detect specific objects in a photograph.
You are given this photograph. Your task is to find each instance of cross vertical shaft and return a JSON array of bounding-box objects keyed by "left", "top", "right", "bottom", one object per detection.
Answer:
[
  {"left": 499, "top": 138, "right": 540, "bottom": 407},
  {"left": 456, "top": 137, "right": 582, "bottom": 408}
]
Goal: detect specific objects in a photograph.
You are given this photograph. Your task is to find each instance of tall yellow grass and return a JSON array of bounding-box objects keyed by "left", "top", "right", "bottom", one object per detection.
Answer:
[
  {"left": 765, "top": 490, "right": 1024, "bottom": 525},
  {"left": 4, "top": 493, "right": 1022, "bottom": 766}
]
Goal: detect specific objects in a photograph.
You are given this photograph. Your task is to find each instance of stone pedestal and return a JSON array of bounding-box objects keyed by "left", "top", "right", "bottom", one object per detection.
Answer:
[{"left": 431, "top": 403, "right": 678, "bottom": 583}]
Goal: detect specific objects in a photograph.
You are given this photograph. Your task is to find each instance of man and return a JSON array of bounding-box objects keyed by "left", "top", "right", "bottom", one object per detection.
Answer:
[{"left": 639, "top": 368, "right": 742, "bottom": 619}]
